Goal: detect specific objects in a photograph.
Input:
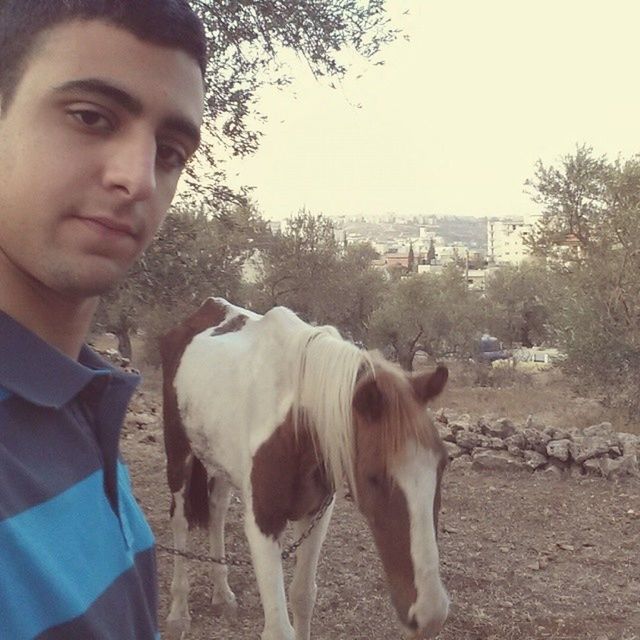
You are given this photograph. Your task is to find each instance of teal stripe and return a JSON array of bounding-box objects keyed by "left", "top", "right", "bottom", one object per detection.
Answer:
[
  {"left": 0, "top": 465, "right": 154, "bottom": 639},
  {"left": 0, "top": 385, "right": 11, "bottom": 401}
]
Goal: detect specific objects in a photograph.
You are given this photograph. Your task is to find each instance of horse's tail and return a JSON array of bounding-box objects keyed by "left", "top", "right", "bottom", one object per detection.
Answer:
[{"left": 183, "top": 455, "right": 210, "bottom": 529}]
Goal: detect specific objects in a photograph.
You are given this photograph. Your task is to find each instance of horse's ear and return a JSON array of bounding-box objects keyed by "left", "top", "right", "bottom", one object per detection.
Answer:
[
  {"left": 411, "top": 365, "right": 448, "bottom": 404},
  {"left": 353, "top": 378, "right": 385, "bottom": 423}
]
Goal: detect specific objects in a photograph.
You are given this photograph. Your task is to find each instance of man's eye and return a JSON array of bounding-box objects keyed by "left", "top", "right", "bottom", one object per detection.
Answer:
[
  {"left": 157, "top": 144, "right": 187, "bottom": 169},
  {"left": 70, "top": 109, "right": 111, "bottom": 131}
]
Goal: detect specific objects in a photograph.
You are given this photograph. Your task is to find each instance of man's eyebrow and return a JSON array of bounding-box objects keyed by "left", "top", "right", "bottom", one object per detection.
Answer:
[
  {"left": 54, "top": 78, "right": 143, "bottom": 115},
  {"left": 53, "top": 78, "right": 201, "bottom": 152}
]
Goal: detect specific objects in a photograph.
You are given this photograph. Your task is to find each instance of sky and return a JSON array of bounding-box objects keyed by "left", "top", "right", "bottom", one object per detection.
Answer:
[{"left": 224, "top": 0, "right": 640, "bottom": 221}]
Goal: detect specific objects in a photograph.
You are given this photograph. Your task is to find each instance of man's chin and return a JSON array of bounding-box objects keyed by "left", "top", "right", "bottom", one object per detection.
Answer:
[{"left": 49, "top": 263, "right": 132, "bottom": 300}]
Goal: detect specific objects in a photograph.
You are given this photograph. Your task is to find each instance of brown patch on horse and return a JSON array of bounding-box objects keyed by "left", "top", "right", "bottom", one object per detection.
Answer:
[
  {"left": 211, "top": 314, "right": 247, "bottom": 336},
  {"left": 160, "top": 298, "right": 228, "bottom": 524},
  {"left": 251, "top": 411, "right": 332, "bottom": 539}
]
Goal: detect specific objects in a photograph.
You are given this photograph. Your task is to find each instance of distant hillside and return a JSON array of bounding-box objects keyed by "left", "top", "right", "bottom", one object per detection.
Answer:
[
  {"left": 334, "top": 215, "right": 488, "bottom": 253},
  {"left": 436, "top": 216, "right": 487, "bottom": 251}
]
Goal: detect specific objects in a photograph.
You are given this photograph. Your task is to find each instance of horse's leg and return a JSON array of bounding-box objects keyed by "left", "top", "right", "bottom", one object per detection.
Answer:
[
  {"left": 166, "top": 490, "right": 191, "bottom": 640},
  {"left": 208, "top": 476, "right": 237, "bottom": 617},
  {"left": 289, "top": 497, "right": 335, "bottom": 640},
  {"left": 244, "top": 507, "right": 295, "bottom": 640}
]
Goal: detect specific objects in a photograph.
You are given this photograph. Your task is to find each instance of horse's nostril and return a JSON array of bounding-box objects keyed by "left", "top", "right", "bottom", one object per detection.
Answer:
[{"left": 408, "top": 615, "right": 418, "bottom": 631}]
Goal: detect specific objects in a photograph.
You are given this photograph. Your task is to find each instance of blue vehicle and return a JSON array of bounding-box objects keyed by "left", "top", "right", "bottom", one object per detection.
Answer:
[{"left": 476, "top": 334, "right": 511, "bottom": 363}]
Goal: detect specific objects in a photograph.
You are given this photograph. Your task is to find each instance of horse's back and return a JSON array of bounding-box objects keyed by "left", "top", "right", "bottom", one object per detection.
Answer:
[{"left": 171, "top": 300, "right": 309, "bottom": 485}]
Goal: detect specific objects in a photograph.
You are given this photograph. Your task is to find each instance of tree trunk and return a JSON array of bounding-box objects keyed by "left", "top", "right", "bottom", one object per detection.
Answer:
[
  {"left": 116, "top": 328, "right": 132, "bottom": 361},
  {"left": 396, "top": 346, "right": 415, "bottom": 371}
]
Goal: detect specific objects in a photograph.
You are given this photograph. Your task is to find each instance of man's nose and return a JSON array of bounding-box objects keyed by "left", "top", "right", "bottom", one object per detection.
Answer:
[{"left": 103, "top": 134, "right": 157, "bottom": 202}]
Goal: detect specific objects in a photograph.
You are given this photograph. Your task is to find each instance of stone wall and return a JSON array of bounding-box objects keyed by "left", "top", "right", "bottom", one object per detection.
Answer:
[{"left": 434, "top": 409, "right": 639, "bottom": 480}]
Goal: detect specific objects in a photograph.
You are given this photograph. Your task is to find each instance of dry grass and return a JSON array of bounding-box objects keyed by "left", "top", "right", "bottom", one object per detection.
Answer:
[{"left": 429, "top": 359, "right": 639, "bottom": 435}]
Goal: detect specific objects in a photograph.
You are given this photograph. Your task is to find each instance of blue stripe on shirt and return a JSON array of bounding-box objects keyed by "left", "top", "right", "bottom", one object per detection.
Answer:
[
  {"left": 0, "top": 386, "right": 11, "bottom": 401},
  {"left": 0, "top": 464, "right": 154, "bottom": 639}
]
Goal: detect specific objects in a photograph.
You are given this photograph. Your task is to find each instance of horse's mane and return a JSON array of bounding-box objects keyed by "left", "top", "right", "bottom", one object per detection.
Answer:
[{"left": 290, "top": 324, "right": 373, "bottom": 494}]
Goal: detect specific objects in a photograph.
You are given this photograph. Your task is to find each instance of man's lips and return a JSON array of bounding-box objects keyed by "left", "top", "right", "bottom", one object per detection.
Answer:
[{"left": 76, "top": 215, "right": 138, "bottom": 239}]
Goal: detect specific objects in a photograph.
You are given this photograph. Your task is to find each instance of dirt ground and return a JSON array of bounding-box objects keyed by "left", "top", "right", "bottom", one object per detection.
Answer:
[{"left": 118, "top": 356, "right": 640, "bottom": 640}]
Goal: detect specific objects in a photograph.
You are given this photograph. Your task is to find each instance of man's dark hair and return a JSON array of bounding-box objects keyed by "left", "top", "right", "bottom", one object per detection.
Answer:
[{"left": 0, "top": 0, "right": 207, "bottom": 109}]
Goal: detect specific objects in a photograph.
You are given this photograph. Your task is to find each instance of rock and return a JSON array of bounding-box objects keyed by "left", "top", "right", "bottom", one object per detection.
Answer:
[
  {"left": 570, "top": 436, "right": 612, "bottom": 463},
  {"left": 583, "top": 422, "right": 614, "bottom": 438},
  {"left": 434, "top": 407, "right": 448, "bottom": 424},
  {"left": 542, "top": 464, "right": 563, "bottom": 478},
  {"left": 600, "top": 454, "right": 639, "bottom": 479},
  {"left": 448, "top": 422, "right": 467, "bottom": 438},
  {"left": 523, "top": 450, "right": 547, "bottom": 470},
  {"left": 455, "top": 430, "right": 490, "bottom": 450},
  {"left": 617, "top": 432, "right": 640, "bottom": 457},
  {"left": 487, "top": 438, "right": 507, "bottom": 450},
  {"left": 449, "top": 454, "right": 473, "bottom": 471},
  {"left": 484, "top": 418, "right": 517, "bottom": 439},
  {"left": 444, "top": 441, "right": 465, "bottom": 459},
  {"left": 543, "top": 426, "right": 571, "bottom": 441},
  {"left": 547, "top": 439, "right": 571, "bottom": 462},
  {"left": 523, "top": 428, "right": 552, "bottom": 454},
  {"left": 450, "top": 414, "right": 473, "bottom": 432},
  {"left": 504, "top": 432, "right": 526, "bottom": 450},
  {"left": 471, "top": 449, "right": 527, "bottom": 472},
  {"left": 506, "top": 444, "right": 524, "bottom": 457},
  {"left": 476, "top": 415, "right": 492, "bottom": 435},
  {"left": 546, "top": 458, "right": 569, "bottom": 475},
  {"left": 583, "top": 458, "right": 603, "bottom": 476},
  {"left": 131, "top": 412, "right": 157, "bottom": 426},
  {"left": 436, "top": 423, "right": 455, "bottom": 443}
]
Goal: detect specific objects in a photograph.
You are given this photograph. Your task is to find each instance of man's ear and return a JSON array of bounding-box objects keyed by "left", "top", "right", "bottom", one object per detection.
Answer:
[
  {"left": 353, "top": 378, "right": 385, "bottom": 423},
  {"left": 411, "top": 365, "right": 448, "bottom": 404}
]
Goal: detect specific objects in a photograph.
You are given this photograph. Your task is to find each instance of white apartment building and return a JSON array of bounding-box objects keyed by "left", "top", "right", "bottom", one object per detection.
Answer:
[{"left": 487, "top": 217, "right": 533, "bottom": 265}]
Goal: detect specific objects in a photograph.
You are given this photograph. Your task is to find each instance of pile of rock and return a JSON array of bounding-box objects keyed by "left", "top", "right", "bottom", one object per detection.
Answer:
[
  {"left": 434, "top": 410, "right": 639, "bottom": 480},
  {"left": 91, "top": 345, "right": 134, "bottom": 369}
]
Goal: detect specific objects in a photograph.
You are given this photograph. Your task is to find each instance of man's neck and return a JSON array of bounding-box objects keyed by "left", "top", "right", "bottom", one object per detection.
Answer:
[{"left": 0, "top": 265, "right": 98, "bottom": 361}]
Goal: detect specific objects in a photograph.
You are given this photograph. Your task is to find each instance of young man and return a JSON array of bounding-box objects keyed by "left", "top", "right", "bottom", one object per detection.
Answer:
[{"left": 0, "top": 1, "right": 206, "bottom": 637}]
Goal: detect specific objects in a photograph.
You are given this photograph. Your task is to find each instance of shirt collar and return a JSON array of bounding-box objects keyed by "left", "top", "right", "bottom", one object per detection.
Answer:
[{"left": 0, "top": 310, "right": 140, "bottom": 408}]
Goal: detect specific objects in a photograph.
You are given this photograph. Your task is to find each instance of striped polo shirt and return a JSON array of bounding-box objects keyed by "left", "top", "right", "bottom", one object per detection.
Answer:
[{"left": 0, "top": 311, "right": 159, "bottom": 639}]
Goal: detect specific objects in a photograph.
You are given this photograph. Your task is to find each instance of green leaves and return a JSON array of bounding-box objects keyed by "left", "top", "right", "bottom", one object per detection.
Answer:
[{"left": 526, "top": 147, "right": 640, "bottom": 417}]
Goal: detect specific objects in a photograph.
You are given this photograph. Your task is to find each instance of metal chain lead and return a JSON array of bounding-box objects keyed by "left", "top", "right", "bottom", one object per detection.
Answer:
[{"left": 156, "top": 493, "right": 334, "bottom": 566}]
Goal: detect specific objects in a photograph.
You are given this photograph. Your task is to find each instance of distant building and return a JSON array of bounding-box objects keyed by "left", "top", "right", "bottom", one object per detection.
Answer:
[
  {"left": 487, "top": 218, "right": 533, "bottom": 265},
  {"left": 383, "top": 252, "right": 411, "bottom": 270},
  {"left": 437, "top": 245, "right": 466, "bottom": 264},
  {"left": 419, "top": 226, "right": 437, "bottom": 240},
  {"left": 267, "top": 220, "right": 283, "bottom": 234},
  {"left": 466, "top": 268, "right": 487, "bottom": 291},
  {"left": 417, "top": 263, "right": 443, "bottom": 275}
]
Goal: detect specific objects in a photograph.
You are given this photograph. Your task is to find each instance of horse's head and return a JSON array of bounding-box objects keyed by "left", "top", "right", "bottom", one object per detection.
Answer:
[{"left": 351, "top": 358, "right": 449, "bottom": 638}]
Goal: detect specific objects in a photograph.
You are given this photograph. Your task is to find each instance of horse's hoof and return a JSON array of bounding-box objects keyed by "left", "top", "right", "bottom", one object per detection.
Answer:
[
  {"left": 165, "top": 617, "right": 191, "bottom": 640},
  {"left": 212, "top": 598, "right": 238, "bottom": 621}
]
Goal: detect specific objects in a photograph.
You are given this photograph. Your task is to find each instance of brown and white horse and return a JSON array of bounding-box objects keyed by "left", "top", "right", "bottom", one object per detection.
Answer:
[{"left": 160, "top": 297, "right": 449, "bottom": 640}]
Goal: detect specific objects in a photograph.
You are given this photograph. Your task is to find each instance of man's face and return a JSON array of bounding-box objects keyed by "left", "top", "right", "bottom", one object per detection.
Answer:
[{"left": 0, "top": 20, "right": 205, "bottom": 299}]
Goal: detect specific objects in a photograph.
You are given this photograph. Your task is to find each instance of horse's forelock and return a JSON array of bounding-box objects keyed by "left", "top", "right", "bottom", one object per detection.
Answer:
[{"left": 355, "top": 355, "right": 444, "bottom": 475}]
